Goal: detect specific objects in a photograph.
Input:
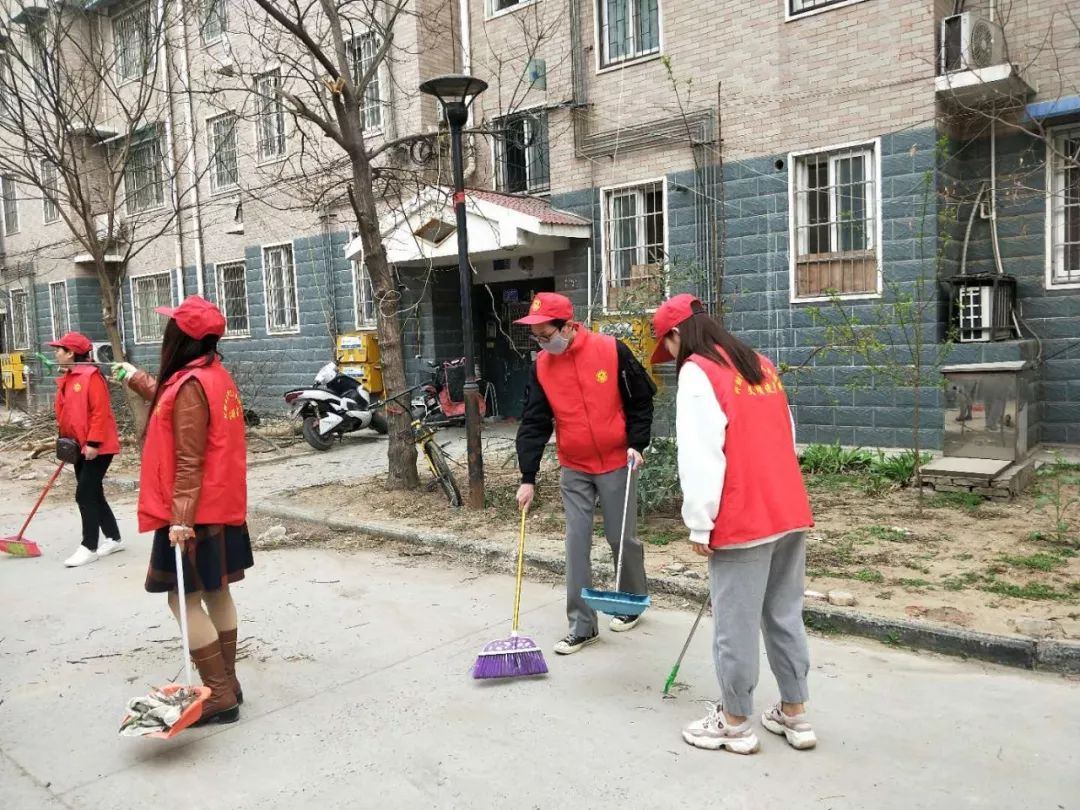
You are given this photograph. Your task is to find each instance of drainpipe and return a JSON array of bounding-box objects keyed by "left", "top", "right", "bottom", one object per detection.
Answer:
[
  {"left": 176, "top": 0, "right": 206, "bottom": 296},
  {"left": 457, "top": 0, "right": 477, "bottom": 180},
  {"left": 156, "top": 0, "right": 186, "bottom": 299},
  {"left": 989, "top": 120, "right": 1005, "bottom": 276}
]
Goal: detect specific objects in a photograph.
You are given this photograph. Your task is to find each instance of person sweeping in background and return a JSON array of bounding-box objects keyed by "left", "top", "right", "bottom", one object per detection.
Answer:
[
  {"left": 514, "top": 292, "right": 656, "bottom": 655},
  {"left": 49, "top": 332, "right": 123, "bottom": 568},
  {"left": 651, "top": 294, "right": 816, "bottom": 755},
  {"left": 114, "top": 295, "right": 252, "bottom": 726}
]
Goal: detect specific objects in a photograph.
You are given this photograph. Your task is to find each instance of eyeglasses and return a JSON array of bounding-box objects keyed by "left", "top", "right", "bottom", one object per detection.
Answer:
[{"left": 530, "top": 329, "right": 560, "bottom": 344}]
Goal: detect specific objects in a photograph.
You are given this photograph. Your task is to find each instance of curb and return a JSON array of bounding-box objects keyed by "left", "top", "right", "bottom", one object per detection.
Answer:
[{"left": 250, "top": 502, "right": 1080, "bottom": 676}]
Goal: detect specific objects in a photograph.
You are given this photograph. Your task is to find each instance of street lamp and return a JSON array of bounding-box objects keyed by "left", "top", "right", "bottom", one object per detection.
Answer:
[{"left": 419, "top": 73, "right": 488, "bottom": 510}]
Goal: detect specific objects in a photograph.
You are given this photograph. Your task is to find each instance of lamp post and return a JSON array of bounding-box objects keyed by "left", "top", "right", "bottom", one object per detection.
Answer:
[{"left": 419, "top": 73, "right": 488, "bottom": 510}]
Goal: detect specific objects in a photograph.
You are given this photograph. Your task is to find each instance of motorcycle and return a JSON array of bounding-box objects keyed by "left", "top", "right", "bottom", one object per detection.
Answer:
[{"left": 284, "top": 362, "right": 388, "bottom": 451}]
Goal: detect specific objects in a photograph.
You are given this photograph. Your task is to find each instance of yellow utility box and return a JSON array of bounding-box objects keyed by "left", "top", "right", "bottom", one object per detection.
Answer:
[
  {"left": 591, "top": 316, "right": 663, "bottom": 390},
  {"left": 336, "top": 332, "right": 383, "bottom": 396},
  {"left": 1, "top": 352, "right": 27, "bottom": 390}
]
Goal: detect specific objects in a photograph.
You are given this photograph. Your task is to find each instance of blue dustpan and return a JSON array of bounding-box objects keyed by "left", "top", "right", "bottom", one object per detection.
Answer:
[{"left": 581, "top": 588, "right": 651, "bottom": 617}]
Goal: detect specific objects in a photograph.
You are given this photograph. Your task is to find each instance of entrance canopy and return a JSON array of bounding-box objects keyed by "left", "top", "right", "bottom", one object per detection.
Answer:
[{"left": 344, "top": 188, "right": 591, "bottom": 267}]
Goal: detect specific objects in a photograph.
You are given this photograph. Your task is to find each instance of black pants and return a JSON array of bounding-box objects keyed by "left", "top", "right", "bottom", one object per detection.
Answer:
[{"left": 74, "top": 454, "right": 120, "bottom": 551}]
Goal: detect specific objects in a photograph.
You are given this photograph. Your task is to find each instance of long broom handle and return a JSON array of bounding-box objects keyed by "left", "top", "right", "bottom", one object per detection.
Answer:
[
  {"left": 614, "top": 458, "right": 635, "bottom": 591},
  {"left": 15, "top": 462, "right": 65, "bottom": 539},
  {"left": 510, "top": 508, "right": 527, "bottom": 635},
  {"left": 175, "top": 544, "right": 194, "bottom": 686},
  {"left": 663, "top": 593, "right": 710, "bottom": 695}
]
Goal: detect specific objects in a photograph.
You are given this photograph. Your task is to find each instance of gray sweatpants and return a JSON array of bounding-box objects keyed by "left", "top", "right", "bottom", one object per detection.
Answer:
[
  {"left": 708, "top": 531, "right": 811, "bottom": 717},
  {"left": 561, "top": 466, "right": 649, "bottom": 636}
]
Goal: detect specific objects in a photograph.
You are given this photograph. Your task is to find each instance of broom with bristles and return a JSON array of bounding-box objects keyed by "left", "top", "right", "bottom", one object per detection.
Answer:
[{"left": 472, "top": 508, "right": 548, "bottom": 680}]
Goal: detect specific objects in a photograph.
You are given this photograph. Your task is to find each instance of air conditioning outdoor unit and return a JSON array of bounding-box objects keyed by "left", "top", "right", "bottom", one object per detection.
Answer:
[
  {"left": 940, "top": 13, "right": 1006, "bottom": 73},
  {"left": 90, "top": 341, "right": 115, "bottom": 364},
  {"left": 951, "top": 273, "right": 1017, "bottom": 343}
]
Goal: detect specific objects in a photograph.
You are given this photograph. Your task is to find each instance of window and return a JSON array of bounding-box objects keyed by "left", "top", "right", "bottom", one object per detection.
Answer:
[
  {"left": 208, "top": 113, "right": 239, "bottom": 191},
  {"left": 10, "top": 289, "right": 29, "bottom": 350},
  {"left": 599, "top": 0, "right": 660, "bottom": 67},
  {"left": 347, "top": 32, "right": 383, "bottom": 130},
  {"left": 790, "top": 142, "right": 879, "bottom": 300},
  {"left": 25, "top": 19, "right": 47, "bottom": 76},
  {"left": 788, "top": 0, "right": 869, "bottom": 18},
  {"left": 2, "top": 175, "right": 18, "bottom": 234},
  {"left": 201, "top": 0, "right": 226, "bottom": 43},
  {"left": 216, "top": 261, "right": 250, "bottom": 336},
  {"left": 602, "top": 181, "right": 665, "bottom": 310},
  {"left": 489, "top": 0, "right": 529, "bottom": 14},
  {"left": 113, "top": 3, "right": 153, "bottom": 82},
  {"left": 124, "top": 134, "right": 164, "bottom": 213},
  {"left": 131, "top": 272, "right": 173, "bottom": 343},
  {"left": 49, "top": 281, "right": 69, "bottom": 340},
  {"left": 1049, "top": 127, "right": 1080, "bottom": 288},
  {"left": 0, "top": 51, "right": 11, "bottom": 118},
  {"left": 353, "top": 260, "right": 376, "bottom": 328},
  {"left": 255, "top": 70, "right": 286, "bottom": 161},
  {"left": 495, "top": 110, "right": 550, "bottom": 194},
  {"left": 42, "top": 161, "right": 60, "bottom": 223},
  {"left": 262, "top": 243, "right": 299, "bottom": 333}
]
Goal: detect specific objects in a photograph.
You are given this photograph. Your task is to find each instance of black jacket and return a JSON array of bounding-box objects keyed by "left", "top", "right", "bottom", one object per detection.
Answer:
[{"left": 516, "top": 338, "right": 657, "bottom": 484}]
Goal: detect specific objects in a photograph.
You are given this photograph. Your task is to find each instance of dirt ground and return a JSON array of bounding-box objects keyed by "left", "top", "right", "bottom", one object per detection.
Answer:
[{"left": 280, "top": 459, "right": 1080, "bottom": 641}]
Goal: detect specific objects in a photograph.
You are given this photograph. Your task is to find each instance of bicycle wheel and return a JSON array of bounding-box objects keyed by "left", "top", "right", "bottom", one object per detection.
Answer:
[{"left": 423, "top": 441, "right": 462, "bottom": 507}]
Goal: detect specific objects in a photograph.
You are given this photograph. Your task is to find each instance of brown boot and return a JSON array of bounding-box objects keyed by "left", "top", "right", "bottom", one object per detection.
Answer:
[
  {"left": 218, "top": 628, "right": 243, "bottom": 705},
  {"left": 190, "top": 641, "right": 239, "bottom": 726}
]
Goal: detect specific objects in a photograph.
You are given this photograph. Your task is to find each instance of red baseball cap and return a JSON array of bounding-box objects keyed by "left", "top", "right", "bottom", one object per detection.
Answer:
[
  {"left": 156, "top": 295, "right": 227, "bottom": 340},
  {"left": 47, "top": 332, "right": 93, "bottom": 355},
  {"left": 650, "top": 294, "right": 704, "bottom": 364},
  {"left": 513, "top": 292, "right": 574, "bottom": 325}
]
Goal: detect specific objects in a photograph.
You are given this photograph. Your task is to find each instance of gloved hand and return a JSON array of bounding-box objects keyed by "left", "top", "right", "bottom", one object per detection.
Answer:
[{"left": 112, "top": 362, "right": 138, "bottom": 383}]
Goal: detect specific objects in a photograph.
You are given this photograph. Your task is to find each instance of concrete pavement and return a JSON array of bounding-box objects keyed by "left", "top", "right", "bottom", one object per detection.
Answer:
[{"left": 1, "top": 490, "right": 1078, "bottom": 810}]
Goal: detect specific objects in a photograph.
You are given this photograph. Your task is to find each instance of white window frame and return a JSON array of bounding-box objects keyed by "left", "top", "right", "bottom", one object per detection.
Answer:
[
  {"left": 48, "top": 280, "right": 69, "bottom": 340},
  {"left": 346, "top": 32, "right": 385, "bottom": 132},
  {"left": 42, "top": 160, "right": 60, "bottom": 223},
  {"left": 200, "top": 0, "right": 226, "bottom": 44},
  {"left": 9, "top": 288, "right": 30, "bottom": 350},
  {"left": 485, "top": 0, "right": 538, "bottom": 20},
  {"left": 1046, "top": 125, "right": 1080, "bottom": 291},
  {"left": 123, "top": 133, "right": 166, "bottom": 214},
  {"left": 595, "top": 0, "right": 663, "bottom": 73},
  {"left": 261, "top": 241, "right": 300, "bottom": 335},
  {"left": 1, "top": 174, "right": 18, "bottom": 235},
  {"left": 254, "top": 69, "right": 287, "bottom": 163},
  {"left": 215, "top": 259, "right": 250, "bottom": 338},
  {"left": 352, "top": 259, "right": 376, "bottom": 330},
  {"left": 599, "top": 178, "right": 668, "bottom": 313},
  {"left": 207, "top": 112, "right": 239, "bottom": 193},
  {"left": 787, "top": 137, "right": 883, "bottom": 304},
  {"left": 112, "top": 2, "right": 154, "bottom": 84},
  {"left": 129, "top": 271, "right": 174, "bottom": 344},
  {"left": 492, "top": 108, "right": 550, "bottom": 195},
  {"left": 784, "top": 0, "right": 872, "bottom": 22}
]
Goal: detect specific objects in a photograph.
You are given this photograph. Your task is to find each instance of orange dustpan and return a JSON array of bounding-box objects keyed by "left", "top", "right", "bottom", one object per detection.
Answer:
[
  {"left": 1, "top": 462, "right": 65, "bottom": 558},
  {"left": 120, "top": 545, "right": 209, "bottom": 739}
]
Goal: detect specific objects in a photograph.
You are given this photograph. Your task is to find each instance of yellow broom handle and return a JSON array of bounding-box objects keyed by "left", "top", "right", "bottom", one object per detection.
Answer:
[{"left": 511, "top": 508, "right": 527, "bottom": 633}]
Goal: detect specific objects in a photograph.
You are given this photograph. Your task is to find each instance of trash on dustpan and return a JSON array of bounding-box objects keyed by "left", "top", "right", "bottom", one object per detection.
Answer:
[{"left": 119, "top": 685, "right": 209, "bottom": 738}]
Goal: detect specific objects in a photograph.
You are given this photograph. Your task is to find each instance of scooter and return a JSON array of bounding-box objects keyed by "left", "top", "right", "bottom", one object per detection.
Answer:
[
  {"left": 417, "top": 358, "right": 489, "bottom": 425},
  {"left": 284, "top": 362, "right": 388, "bottom": 451}
]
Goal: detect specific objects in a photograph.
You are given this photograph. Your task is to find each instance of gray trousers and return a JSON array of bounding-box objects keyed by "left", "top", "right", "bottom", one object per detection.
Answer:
[
  {"left": 560, "top": 466, "right": 649, "bottom": 636},
  {"left": 708, "top": 531, "right": 811, "bottom": 716}
]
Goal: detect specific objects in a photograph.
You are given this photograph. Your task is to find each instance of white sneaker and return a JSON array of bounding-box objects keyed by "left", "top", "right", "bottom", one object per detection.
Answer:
[
  {"left": 682, "top": 704, "right": 760, "bottom": 754},
  {"left": 761, "top": 703, "right": 817, "bottom": 750},
  {"left": 64, "top": 545, "right": 98, "bottom": 568},
  {"left": 609, "top": 614, "right": 642, "bottom": 633},
  {"left": 96, "top": 538, "right": 124, "bottom": 558}
]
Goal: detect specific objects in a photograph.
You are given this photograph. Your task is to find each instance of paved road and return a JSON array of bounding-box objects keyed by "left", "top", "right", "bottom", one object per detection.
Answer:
[{"left": 1, "top": 485, "right": 1078, "bottom": 810}]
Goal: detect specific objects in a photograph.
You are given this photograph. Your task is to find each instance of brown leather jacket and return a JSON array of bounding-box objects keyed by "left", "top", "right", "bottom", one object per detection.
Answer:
[{"left": 129, "top": 370, "right": 208, "bottom": 527}]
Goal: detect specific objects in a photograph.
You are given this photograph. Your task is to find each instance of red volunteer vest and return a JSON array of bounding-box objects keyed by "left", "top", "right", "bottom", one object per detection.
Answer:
[
  {"left": 54, "top": 366, "right": 121, "bottom": 455},
  {"left": 688, "top": 349, "right": 813, "bottom": 549},
  {"left": 138, "top": 358, "right": 247, "bottom": 532},
  {"left": 537, "top": 328, "right": 627, "bottom": 475}
]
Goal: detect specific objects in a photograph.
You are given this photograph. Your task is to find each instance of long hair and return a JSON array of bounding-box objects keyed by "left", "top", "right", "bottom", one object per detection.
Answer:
[
  {"left": 675, "top": 306, "right": 764, "bottom": 385},
  {"left": 145, "top": 319, "right": 221, "bottom": 433}
]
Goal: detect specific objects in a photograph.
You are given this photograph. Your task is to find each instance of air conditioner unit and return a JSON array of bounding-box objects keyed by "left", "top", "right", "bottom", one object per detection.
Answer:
[
  {"left": 940, "top": 13, "right": 1006, "bottom": 73},
  {"left": 90, "top": 341, "right": 115, "bottom": 363},
  {"left": 951, "top": 273, "right": 1017, "bottom": 343}
]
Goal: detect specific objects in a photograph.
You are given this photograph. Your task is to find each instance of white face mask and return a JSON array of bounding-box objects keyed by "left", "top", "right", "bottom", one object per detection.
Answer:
[{"left": 541, "top": 331, "right": 570, "bottom": 355}]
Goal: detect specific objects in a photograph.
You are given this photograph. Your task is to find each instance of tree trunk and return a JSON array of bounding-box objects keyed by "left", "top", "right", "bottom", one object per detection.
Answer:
[
  {"left": 98, "top": 268, "right": 149, "bottom": 440},
  {"left": 348, "top": 153, "right": 419, "bottom": 490}
]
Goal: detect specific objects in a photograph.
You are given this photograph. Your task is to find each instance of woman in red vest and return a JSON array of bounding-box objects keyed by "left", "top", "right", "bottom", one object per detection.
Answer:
[
  {"left": 116, "top": 295, "right": 251, "bottom": 726},
  {"left": 49, "top": 332, "right": 123, "bottom": 568},
  {"left": 652, "top": 294, "right": 816, "bottom": 755}
]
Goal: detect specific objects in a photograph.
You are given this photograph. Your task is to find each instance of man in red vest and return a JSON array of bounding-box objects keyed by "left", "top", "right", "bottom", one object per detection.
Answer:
[{"left": 514, "top": 293, "right": 656, "bottom": 655}]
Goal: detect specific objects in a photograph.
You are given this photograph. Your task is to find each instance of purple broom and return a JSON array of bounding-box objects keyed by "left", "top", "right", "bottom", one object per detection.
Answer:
[{"left": 473, "top": 509, "right": 548, "bottom": 679}]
